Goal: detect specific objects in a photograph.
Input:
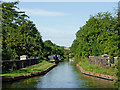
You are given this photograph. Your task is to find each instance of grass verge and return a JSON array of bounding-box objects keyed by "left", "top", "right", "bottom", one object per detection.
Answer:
[
  {"left": 78, "top": 57, "right": 116, "bottom": 77},
  {"left": 1, "top": 60, "right": 55, "bottom": 77}
]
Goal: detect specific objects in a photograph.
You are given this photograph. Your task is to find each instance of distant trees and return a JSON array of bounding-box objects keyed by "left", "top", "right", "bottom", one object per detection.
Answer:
[
  {"left": 70, "top": 12, "right": 119, "bottom": 59},
  {"left": 1, "top": 1, "right": 66, "bottom": 60},
  {"left": 43, "top": 40, "right": 65, "bottom": 59}
]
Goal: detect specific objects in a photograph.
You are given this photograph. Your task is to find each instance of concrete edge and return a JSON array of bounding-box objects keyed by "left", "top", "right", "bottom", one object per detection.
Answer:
[
  {"left": 76, "top": 64, "right": 116, "bottom": 81},
  {"left": 1, "top": 64, "right": 57, "bottom": 82}
]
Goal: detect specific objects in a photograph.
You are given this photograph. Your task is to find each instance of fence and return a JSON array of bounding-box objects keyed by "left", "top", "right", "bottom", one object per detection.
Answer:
[{"left": 2, "top": 58, "right": 39, "bottom": 72}]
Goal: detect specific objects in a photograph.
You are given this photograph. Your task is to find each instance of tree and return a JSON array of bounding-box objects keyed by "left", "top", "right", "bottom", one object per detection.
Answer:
[
  {"left": 70, "top": 12, "right": 119, "bottom": 59},
  {"left": 43, "top": 40, "right": 65, "bottom": 59},
  {"left": 114, "top": 1, "right": 120, "bottom": 88},
  {"left": 2, "top": 1, "right": 44, "bottom": 60}
]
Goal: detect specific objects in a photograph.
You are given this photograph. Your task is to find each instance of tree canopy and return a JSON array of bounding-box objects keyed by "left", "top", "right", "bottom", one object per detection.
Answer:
[
  {"left": 70, "top": 12, "right": 119, "bottom": 59},
  {"left": 1, "top": 1, "right": 66, "bottom": 60},
  {"left": 42, "top": 40, "right": 65, "bottom": 59},
  {"left": 2, "top": 1, "right": 44, "bottom": 60}
]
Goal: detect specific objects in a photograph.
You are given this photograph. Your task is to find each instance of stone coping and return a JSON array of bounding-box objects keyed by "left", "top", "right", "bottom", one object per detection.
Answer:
[
  {"left": 1, "top": 64, "right": 57, "bottom": 82},
  {"left": 76, "top": 64, "right": 116, "bottom": 81}
]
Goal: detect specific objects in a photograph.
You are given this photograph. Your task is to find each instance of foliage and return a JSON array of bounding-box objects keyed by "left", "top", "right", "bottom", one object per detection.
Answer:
[
  {"left": 1, "top": 60, "right": 55, "bottom": 77},
  {"left": 70, "top": 12, "right": 119, "bottom": 59},
  {"left": 71, "top": 4, "right": 120, "bottom": 87},
  {"left": 78, "top": 57, "right": 116, "bottom": 76},
  {"left": 114, "top": 3, "right": 120, "bottom": 88},
  {"left": 70, "top": 10, "right": 120, "bottom": 88},
  {"left": 114, "top": 59, "right": 120, "bottom": 89},
  {"left": 43, "top": 40, "right": 66, "bottom": 59},
  {"left": 1, "top": 1, "right": 66, "bottom": 61},
  {"left": 1, "top": 1, "right": 43, "bottom": 60}
]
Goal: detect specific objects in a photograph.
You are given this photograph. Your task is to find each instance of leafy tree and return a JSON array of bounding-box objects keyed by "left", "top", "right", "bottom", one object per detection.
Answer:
[
  {"left": 2, "top": 1, "right": 44, "bottom": 60},
  {"left": 71, "top": 12, "right": 119, "bottom": 59},
  {"left": 2, "top": 1, "right": 66, "bottom": 61},
  {"left": 42, "top": 40, "right": 66, "bottom": 60},
  {"left": 114, "top": 1, "right": 120, "bottom": 88}
]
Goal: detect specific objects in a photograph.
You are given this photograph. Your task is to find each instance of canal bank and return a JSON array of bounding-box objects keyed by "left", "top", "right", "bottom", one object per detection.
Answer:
[
  {"left": 2, "top": 61, "right": 115, "bottom": 88},
  {"left": 1, "top": 61, "right": 57, "bottom": 82},
  {"left": 76, "top": 64, "right": 116, "bottom": 81}
]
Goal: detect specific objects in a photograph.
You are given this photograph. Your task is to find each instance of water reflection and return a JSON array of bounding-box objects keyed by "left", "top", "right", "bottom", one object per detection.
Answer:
[
  {"left": 2, "top": 61, "right": 114, "bottom": 88},
  {"left": 2, "top": 76, "right": 42, "bottom": 88},
  {"left": 73, "top": 64, "right": 114, "bottom": 88}
]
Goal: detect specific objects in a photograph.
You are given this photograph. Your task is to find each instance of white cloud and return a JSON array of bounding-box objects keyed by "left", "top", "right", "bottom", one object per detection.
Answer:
[{"left": 18, "top": 8, "right": 68, "bottom": 16}]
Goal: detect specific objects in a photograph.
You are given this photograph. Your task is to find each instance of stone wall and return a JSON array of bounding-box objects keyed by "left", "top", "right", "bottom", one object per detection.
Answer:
[
  {"left": 89, "top": 56, "right": 109, "bottom": 68},
  {"left": 89, "top": 56, "right": 119, "bottom": 68},
  {"left": 2, "top": 58, "right": 39, "bottom": 72}
]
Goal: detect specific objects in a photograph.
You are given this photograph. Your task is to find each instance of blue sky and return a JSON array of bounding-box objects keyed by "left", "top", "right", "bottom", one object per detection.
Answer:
[{"left": 6, "top": 1, "right": 118, "bottom": 47}]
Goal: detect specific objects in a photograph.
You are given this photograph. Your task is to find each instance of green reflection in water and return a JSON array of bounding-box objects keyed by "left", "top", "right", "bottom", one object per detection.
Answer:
[
  {"left": 2, "top": 76, "right": 42, "bottom": 88},
  {"left": 2, "top": 61, "right": 114, "bottom": 88},
  {"left": 71, "top": 62, "right": 114, "bottom": 88}
]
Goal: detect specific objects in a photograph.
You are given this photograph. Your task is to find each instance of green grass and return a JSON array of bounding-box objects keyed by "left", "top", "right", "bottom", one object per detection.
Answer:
[
  {"left": 78, "top": 57, "right": 116, "bottom": 76},
  {"left": 1, "top": 60, "right": 55, "bottom": 77}
]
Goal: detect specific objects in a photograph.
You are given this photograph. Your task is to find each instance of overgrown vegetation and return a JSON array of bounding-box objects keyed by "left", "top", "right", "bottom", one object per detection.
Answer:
[
  {"left": 114, "top": 58, "right": 120, "bottom": 88},
  {"left": 1, "top": 1, "right": 66, "bottom": 60},
  {"left": 78, "top": 57, "right": 116, "bottom": 76},
  {"left": 114, "top": 2, "right": 120, "bottom": 88},
  {"left": 1, "top": 60, "right": 55, "bottom": 77},
  {"left": 70, "top": 12, "right": 119, "bottom": 59},
  {"left": 70, "top": 2, "right": 120, "bottom": 88}
]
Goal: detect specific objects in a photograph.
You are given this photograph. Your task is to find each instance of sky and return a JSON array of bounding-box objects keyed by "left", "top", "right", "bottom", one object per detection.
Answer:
[{"left": 3, "top": 0, "right": 119, "bottom": 47}]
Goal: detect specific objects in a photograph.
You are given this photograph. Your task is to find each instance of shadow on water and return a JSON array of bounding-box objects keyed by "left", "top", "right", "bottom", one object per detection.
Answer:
[{"left": 2, "top": 61, "right": 114, "bottom": 88}]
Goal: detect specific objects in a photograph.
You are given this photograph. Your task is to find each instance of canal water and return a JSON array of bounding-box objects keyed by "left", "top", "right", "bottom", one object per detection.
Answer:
[{"left": 2, "top": 61, "right": 114, "bottom": 88}]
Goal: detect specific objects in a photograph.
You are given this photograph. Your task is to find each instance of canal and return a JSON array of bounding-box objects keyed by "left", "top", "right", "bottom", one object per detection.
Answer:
[{"left": 2, "top": 61, "right": 114, "bottom": 88}]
